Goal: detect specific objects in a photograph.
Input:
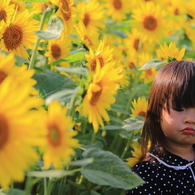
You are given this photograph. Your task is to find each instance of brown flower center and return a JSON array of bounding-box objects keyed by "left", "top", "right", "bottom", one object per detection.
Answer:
[
  {"left": 145, "top": 69, "right": 152, "bottom": 76},
  {"left": 133, "top": 38, "right": 140, "bottom": 51},
  {"left": 113, "top": 0, "right": 122, "bottom": 10},
  {"left": 143, "top": 16, "right": 157, "bottom": 31},
  {"left": 3, "top": 25, "right": 23, "bottom": 50},
  {"left": 0, "top": 71, "right": 7, "bottom": 83},
  {"left": 51, "top": 44, "right": 61, "bottom": 60},
  {"left": 47, "top": 125, "right": 61, "bottom": 147},
  {"left": 0, "top": 114, "right": 9, "bottom": 150},
  {"left": 138, "top": 111, "right": 146, "bottom": 118},
  {"left": 0, "top": 9, "right": 7, "bottom": 22},
  {"left": 90, "top": 89, "right": 102, "bottom": 106},
  {"left": 128, "top": 62, "right": 136, "bottom": 69},
  {"left": 90, "top": 59, "right": 97, "bottom": 71},
  {"left": 83, "top": 13, "right": 90, "bottom": 28},
  {"left": 98, "top": 57, "right": 105, "bottom": 68},
  {"left": 61, "top": 0, "right": 71, "bottom": 21},
  {"left": 174, "top": 8, "right": 179, "bottom": 15}
]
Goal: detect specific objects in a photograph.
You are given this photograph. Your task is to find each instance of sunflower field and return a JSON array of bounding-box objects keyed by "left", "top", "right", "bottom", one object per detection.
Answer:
[{"left": 0, "top": 0, "right": 194, "bottom": 194}]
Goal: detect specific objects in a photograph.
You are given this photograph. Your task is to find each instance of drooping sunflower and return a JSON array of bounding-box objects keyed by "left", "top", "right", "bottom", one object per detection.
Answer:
[
  {"left": 126, "top": 141, "right": 142, "bottom": 167},
  {"left": 0, "top": 76, "right": 44, "bottom": 189},
  {"left": 138, "top": 52, "right": 157, "bottom": 84},
  {"left": 78, "top": 63, "right": 122, "bottom": 132},
  {"left": 85, "top": 40, "right": 113, "bottom": 72},
  {"left": 104, "top": 0, "right": 131, "bottom": 22},
  {"left": 127, "top": 140, "right": 151, "bottom": 167},
  {"left": 131, "top": 2, "right": 167, "bottom": 43},
  {"left": 74, "top": 21, "right": 100, "bottom": 51},
  {"left": 50, "top": 0, "right": 75, "bottom": 35},
  {"left": 0, "top": 0, "right": 15, "bottom": 23},
  {"left": 39, "top": 101, "right": 80, "bottom": 169},
  {"left": 156, "top": 41, "right": 185, "bottom": 61},
  {"left": 130, "top": 96, "right": 148, "bottom": 118},
  {"left": 76, "top": 0, "right": 105, "bottom": 34},
  {"left": 45, "top": 36, "right": 71, "bottom": 70},
  {"left": 0, "top": 10, "right": 38, "bottom": 59}
]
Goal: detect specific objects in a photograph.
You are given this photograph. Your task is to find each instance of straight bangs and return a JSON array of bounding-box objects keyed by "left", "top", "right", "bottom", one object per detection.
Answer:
[{"left": 163, "top": 60, "right": 195, "bottom": 111}]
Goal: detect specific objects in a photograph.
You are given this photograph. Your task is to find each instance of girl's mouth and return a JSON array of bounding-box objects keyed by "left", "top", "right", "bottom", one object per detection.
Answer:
[{"left": 182, "top": 128, "right": 195, "bottom": 134}]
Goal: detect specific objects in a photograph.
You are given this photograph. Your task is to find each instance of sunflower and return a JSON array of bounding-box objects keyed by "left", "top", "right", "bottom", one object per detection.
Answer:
[
  {"left": 74, "top": 21, "right": 99, "bottom": 51},
  {"left": 127, "top": 140, "right": 151, "bottom": 167},
  {"left": 0, "top": 0, "right": 15, "bottom": 23},
  {"left": 0, "top": 76, "right": 44, "bottom": 189},
  {"left": 45, "top": 36, "right": 71, "bottom": 70},
  {"left": 0, "top": 53, "right": 38, "bottom": 95},
  {"left": 76, "top": 0, "right": 105, "bottom": 34},
  {"left": 39, "top": 101, "right": 79, "bottom": 169},
  {"left": 0, "top": 10, "right": 38, "bottom": 59},
  {"left": 10, "top": 0, "right": 26, "bottom": 14},
  {"left": 104, "top": 0, "right": 131, "bottom": 22},
  {"left": 126, "top": 141, "right": 142, "bottom": 167},
  {"left": 50, "top": 0, "right": 75, "bottom": 35},
  {"left": 85, "top": 40, "right": 113, "bottom": 72},
  {"left": 156, "top": 41, "right": 185, "bottom": 61},
  {"left": 131, "top": 1, "right": 167, "bottom": 43},
  {"left": 138, "top": 52, "right": 157, "bottom": 84},
  {"left": 78, "top": 63, "right": 122, "bottom": 132},
  {"left": 130, "top": 96, "right": 148, "bottom": 118}
]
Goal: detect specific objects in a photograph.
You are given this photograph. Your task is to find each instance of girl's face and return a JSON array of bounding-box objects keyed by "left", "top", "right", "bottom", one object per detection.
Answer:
[{"left": 160, "top": 106, "right": 195, "bottom": 148}]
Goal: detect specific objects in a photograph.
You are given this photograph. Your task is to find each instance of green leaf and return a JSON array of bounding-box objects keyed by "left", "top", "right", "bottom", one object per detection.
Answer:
[
  {"left": 81, "top": 148, "right": 144, "bottom": 190},
  {"left": 52, "top": 52, "right": 85, "bottom": 65},
  {"left": 45, "top": 89, "right": 75, "bottom": 105},
  {"left": 122, "top": 116, "right": 144, "bottom": 131},
  {"left": 27, "top": 170, "right": 74, "bottom": 178},
  {"left": 32, "top": 69, "right": 75, "bottom": 98},
  {"left": 56, "top": 67, "right": 89, "bottom": 76},
  {"left": 139, "top": 59, "right": 166, "bottom": 70},
  {"left": 68, "top": 158, "right": 94, "bottom": 166},
  {"left": 111, "top": 104, "right": 130, "bottom": 115},
  {"left": 4, "top": 189, "right": 27, "bottom": 195},
  {"left": 100, "top": 125, "right": 122, "bottom": 130},
  {"left": 80, "top": 191, "right": 101, "bottom": 195},
  {"left": 35, "top": 16, "right": 64, "bottom": 40}
]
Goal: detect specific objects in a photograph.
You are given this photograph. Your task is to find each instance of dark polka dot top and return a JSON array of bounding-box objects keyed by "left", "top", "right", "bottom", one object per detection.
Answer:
[{"left": 126, "top": 150, "right": 195, "bottom": 195}]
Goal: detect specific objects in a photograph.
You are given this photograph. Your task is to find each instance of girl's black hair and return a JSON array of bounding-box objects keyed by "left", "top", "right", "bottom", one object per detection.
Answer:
[{"left": 141, "top": 60, "right": 195, "bottom": 159}]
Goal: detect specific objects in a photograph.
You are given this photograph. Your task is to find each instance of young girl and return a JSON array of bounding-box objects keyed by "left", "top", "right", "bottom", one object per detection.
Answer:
[{"left": 127, "top": 60, "right": 195, "bottom": 194}]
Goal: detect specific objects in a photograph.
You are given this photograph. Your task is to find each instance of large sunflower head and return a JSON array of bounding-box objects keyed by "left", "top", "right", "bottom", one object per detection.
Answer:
[
  {"left": 131, "top": 1, "right": 167, "bottom": 43},
  {"left": 78, "top": 63, "right": 122, "bottom": 132},
  {"left": 39, "top": 101, "right": 80, "bottom": 169},
  {"left": 0, "top": 10, "right": 39, "bottom": 58},
  {"left": 0, "top": 76, "right": 44, "bottom": 189},
  {"left": 156, "top": 41, "right": 185, "bottom": 61}
]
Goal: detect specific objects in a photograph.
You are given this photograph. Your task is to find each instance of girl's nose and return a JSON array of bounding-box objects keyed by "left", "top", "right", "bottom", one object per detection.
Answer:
[{"left": 183, "top": 109, "right": 195, "bottom": 125}]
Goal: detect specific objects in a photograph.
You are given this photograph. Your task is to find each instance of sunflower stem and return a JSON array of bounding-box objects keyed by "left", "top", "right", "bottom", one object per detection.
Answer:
[
  {"left": 67, "top": 93, "right": 77, "bottom": 118},
  {"left": 28, "top": 7, "right": 52, "bottom": 70},
  {"left": 120, "top": 131, "right": 134, "bottom": 159}
]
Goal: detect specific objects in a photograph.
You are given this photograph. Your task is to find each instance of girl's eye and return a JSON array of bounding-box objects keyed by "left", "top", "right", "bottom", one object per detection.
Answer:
[{"left": 172, "top": 108, "right": 184, "bottom": 112}]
